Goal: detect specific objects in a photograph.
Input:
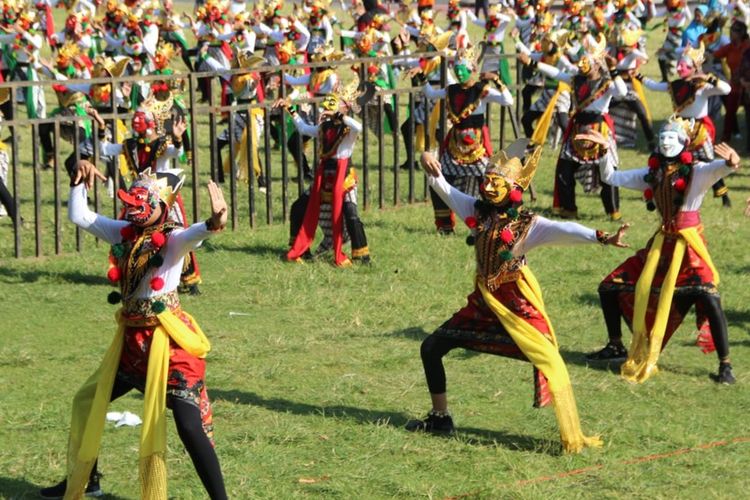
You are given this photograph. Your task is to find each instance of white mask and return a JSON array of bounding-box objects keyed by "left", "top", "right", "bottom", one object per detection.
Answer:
[{"left": 658, "top": 130, "right": 685, "bottom": 158}]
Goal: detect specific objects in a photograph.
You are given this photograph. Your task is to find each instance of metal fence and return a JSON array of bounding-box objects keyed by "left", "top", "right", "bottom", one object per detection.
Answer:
[{"left": 0, "top": 50, "right": 521, "bottom": 258}]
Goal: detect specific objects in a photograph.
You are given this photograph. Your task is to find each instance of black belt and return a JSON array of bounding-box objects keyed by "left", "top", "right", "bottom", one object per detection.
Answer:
[{"left": 453, "top": 114, "right": 484, "bottom": 129}]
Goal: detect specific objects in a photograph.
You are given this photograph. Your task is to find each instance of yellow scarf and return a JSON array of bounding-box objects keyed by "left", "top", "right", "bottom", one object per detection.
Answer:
[
  {"left": 223, "top": 107, "right": 264, "bottom": 182},
  {"left": 64, "top": 308, "right": 211, "bottom": 500},
  {"left": 478, "top": 267, "right": 602, "bottom": 453},
  {"left": 621, "top": 227, "right": 719, "bottom": 383},
  {"left": 530, "top": 81, "right": 571, "bottom": 146}
]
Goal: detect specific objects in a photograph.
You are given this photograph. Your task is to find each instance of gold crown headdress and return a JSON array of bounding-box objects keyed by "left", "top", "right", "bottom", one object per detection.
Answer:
[
  {"left": 336, "top": 77, "right": 364, "bottom": 113},
  {"left": 91, "top": 56, "right": 130, "bottom": 78},
  {"left": 236, "top": 50, "right": 266, "bottom": 69},
  {"left": 583, "top": 33, "right": 607, "bottom": 59},
  {"left": 454, "top": 45, "right": 480, "bottom": 69},
  {"left": 57, "top": 42, "right": 80, "bottom": 66},
  {"left": 140, "top": 96, "right": 174, "bottom": 134},
  {"left": 682, "top": 42, "right": 705, "bottom": 67},
  {"left": 423, "top": 30, "right": 453, "bottom": 52},
  {"left": 311, "top": 44, "right": 344, "bottom": 63},
  {"left": 619, "top": 27, "right": 642, "bottom": 47},
  {"left": 132, "top": 168, "right": 185, "bottom": 209},
  {"left": 486, "top": 139, "right": 542, "bottom": 190},
  {"left": 542, "top": 29, "right": 570, "bottom": 52},
  {"left": 661, "top": 114, "right": 693, "bottom": 143}
]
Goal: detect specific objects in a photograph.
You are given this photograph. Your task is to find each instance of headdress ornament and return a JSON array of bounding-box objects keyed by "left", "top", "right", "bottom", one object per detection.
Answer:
[
  {"left": 486, "top": 139, "right": 542, "bottom": 190},
  {"left": 130, "top": 168, "right": 185, "bottom": 210},
  {"left": 682, "top": 42, "right": 705, "bottom": 67}
]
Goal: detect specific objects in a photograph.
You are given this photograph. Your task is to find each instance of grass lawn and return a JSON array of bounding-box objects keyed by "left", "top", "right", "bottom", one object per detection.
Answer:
[{"left": 2, "top": 10, "right": 750, "bottom": 500}]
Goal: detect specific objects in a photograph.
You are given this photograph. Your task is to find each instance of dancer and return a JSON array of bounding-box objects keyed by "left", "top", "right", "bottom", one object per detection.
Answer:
[
  {"left": 583, "top": 117, "right": 739, "bottom": 385},
  {"left": 40, "top": 162, "right": 228, "bottom": 498},
  {"left": 518, "top": 34, "right": 626, "bottom": 220},
  {"left": 424, "top": 47, "right": 514, "bottom": 234},
  {"left": 279, "top": 80, "right": 371, "bottom": 266},
  {"left": 408, "top": 139, "right": 629, "bottom": 453},
  {"left": 643, "top": 42, "right": 733, "bottom": 206}
]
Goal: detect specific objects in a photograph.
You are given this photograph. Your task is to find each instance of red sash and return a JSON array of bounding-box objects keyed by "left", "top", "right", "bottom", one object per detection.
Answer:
[{"left": 287, "top": 158, "right": 349, "bottom": 266}]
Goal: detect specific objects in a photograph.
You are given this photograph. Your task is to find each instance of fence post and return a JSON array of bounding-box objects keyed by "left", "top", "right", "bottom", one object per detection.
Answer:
[
  {"left": 10, "top": 96, "right": 20, "bottom": 257},
  {"left": 189, "top": 73, "right": 200, "bottom": 223},
  {"left": 360, "top": 63, "right": 369, "bottom": 211},
  {"left": 392, "top": 93, "right": 399, "bottom": 207},
  {"left": 32, "top": 120, "right": 41, "bottom": 257},
  {"left": 377, "top": 93, "right": 384, "bottom": 210},
  {"left": 263, "top": 106, "right": 273, "bottom": 225},
  {"left": 228, "top": 109, "right": 238, "bottom": 230},
  {"left": 53, "top": 120, "right": 61, "bottom": 255},
  {"left": 279, "top": 70, "right": 289, "bottom": 222}
]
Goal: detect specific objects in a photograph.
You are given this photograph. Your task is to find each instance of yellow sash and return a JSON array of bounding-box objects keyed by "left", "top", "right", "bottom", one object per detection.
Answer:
[
  {"left": 64, "top": 308, "right": 211, "bottom": 500},
  {"left": 621, "top": 227, "right": 719, "bottom": 383},
  {"left": 415, "top": 98, "right": 442, "bottom": 153},
  {"left": 478, "top": 267, "right": 602, "bottom": 453},
  {"left": 223, "top": 107, "right": 264, "bottom": 182},
  {"left": 530, "top": 81, "right": 571, "bottom": 146},
  {"left": 631, "top": 77, "right": 652, "bottom": 123}
]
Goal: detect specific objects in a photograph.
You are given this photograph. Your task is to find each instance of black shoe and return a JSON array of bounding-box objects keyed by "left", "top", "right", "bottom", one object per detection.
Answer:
[
  {"left": 437, "top": 228, "right": 455, "bottom": 236},
  {"left": 586, "top": 341, "right": 628, "bottom": 362},
  {"left": 710, "top": 363, "right": 736, "bottom": 385},
  {"left": 353, "top": 255, "right": 371, "bottom": 265},
  {"left": 39, "top": 473, "right": 103, "bottom": 498},
  {"left": 178, "top": 283, "right": 202, "bottom": 296},
  {"left": 405, "top": 411, "right": 455, "bottom": 434},
  {"left": 722, "top": 194, "right": 731, "bottom": 208}
]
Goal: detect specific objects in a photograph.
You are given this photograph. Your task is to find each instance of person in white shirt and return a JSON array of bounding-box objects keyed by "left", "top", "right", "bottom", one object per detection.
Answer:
[
  {"left": 406, "top": 139, "right": 628, "bottom": 454},
  {"left": 581, "top": 117, "right": 739, "bottom": 386}
]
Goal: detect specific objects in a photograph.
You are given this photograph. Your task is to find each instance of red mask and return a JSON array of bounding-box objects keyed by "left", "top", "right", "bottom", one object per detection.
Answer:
[
  {"left": 132, "top": 112, "right": 152, "bottom": 135},
  {"left": 117, "top": 185, "right": 159, "bottom": 225}
]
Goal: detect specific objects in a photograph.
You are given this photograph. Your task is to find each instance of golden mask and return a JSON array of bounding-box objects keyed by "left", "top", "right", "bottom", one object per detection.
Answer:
[{"left": 480, "top": 173, "right": 512, "bottom": 205}]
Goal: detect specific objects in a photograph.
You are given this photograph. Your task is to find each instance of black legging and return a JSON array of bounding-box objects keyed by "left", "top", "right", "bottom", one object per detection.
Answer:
[
  {"left": 555, "top": 158, "right": 619, "bottom": 215},
  {"left": 599, "top": 288, "right": 730, "bottom": 362},
  {"left": 288, "top": 192, "right": 369, "bottom": 253},
  {"left": 0, "top": 177, "right": 16, "bottom": 222},
  {"left": 610, "top": 98, "right": 655, "bottom": 147},
  {"left": 89, "top": 377, "right": 228, "bottom": 499},
  {"left": 521, "top": 109, "right": 569, "bottom": 139},
  {"left": 420, "top": 334, "right": 473, "bottom": 394}
]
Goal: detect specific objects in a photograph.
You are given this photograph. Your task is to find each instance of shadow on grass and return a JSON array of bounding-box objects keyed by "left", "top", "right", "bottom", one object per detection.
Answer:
[
  {"left": 725, "top": 308, "right": 750, "bottom": 327},
  {"left": 560, "top": 348, "right": 622, "bottom": 374},
  {"left": 212, "top": 389, "right": 561, "bottom": 455},
  {"left": 0, "top": 266, "right": 110, "bottom": 286},
  {"left": 207, "top": 241, "right": 285, "bottom": 257},
  {"left": 455, "top": 427, "right": 561, "bottom": 455},
  {"left": 212, "top": 389, "right": 410, "bottom": 427},
  {"left": 385, "top": 326, "right": 429, "bottom": 340},
  {"left": 0, "top": 476, "right": 129, "bottom": 500}
]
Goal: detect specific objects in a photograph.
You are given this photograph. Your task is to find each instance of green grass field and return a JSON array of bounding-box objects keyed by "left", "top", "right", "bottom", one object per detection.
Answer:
[{"left": 2, "top": 10, "right": 750, "bottom": 500}]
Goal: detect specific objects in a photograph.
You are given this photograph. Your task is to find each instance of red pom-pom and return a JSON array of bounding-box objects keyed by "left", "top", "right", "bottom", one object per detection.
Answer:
[
  {"left": 120, "top": 225, "right": 136, "bottom": 241},
  {"left": 674, "top": 178, "right": 687, "bottom": 192},
  {"left": 679, "top": 151, "right": 693, "bottom": 165},
  {"left": 464, "top": 216, "right": 477, "bottom": 229},
  {"left": 508, "top": 189, "right": 523, "bottom": 203},
  {"left": 107, "top": 266, "right": 121, "bottom": 283},
  {"left": 367, "top": 65, "right": 379, "bottom": 75},
  {"left": 500, "top": 228, "right": 514, "bottom": 244},
  {"left": 150, "top": 231, "right": 166, "bottom": 248},
  {"left": 647, "top": 156, "right": 659, "bottom": 169},
  {"left": 150, "top": 276, "right": 165, "bottom": 291},
  {"left": 643, "top": 188, "right": 653, "bottom": 201}
]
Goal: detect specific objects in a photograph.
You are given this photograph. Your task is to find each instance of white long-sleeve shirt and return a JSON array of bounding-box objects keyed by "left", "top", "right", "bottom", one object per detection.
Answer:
[
  {"left": 643, "top": 78, "right": 732, "bottom": 118},
  {"left": 423, "top": 83, "right": 514, "bottom": 112},
  {"left": 536, "top": 62, "right": 627, "bottom": 113},
  {"left": 292, "top": 114, "right": 361, "bottom": 159},
  {"left": 68, "top": 183, "right": 213, "bottom": 299},
  {"left": 599, "top": 158, "right": 736, "bottom": 212},
  {"left": 99, "top": 141, "right": 183, "bottom": 172},
  {"left": 427, "top": 172, "right": 599, "bottom": 256}
]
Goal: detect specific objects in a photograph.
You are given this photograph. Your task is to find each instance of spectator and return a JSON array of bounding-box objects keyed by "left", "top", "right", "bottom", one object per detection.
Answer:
[{"left": 714, "top": 21, "right": 750, "bottom": 141}]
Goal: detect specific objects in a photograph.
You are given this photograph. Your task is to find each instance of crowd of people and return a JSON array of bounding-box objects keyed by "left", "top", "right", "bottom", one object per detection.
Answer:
[{"left": 0, "top": 0, "right": 747, "bottom": 497}]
